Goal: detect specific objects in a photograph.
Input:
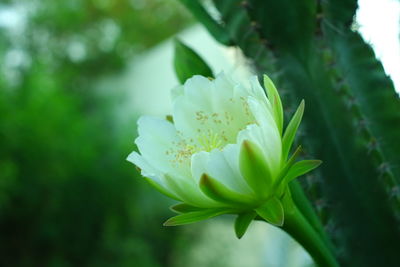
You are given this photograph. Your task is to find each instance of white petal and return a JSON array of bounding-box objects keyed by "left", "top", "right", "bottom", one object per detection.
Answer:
[
  {"left": 172, "top": 74, "right": 256, "bottom": 150},
  {"left": 135, "top": 116, "right": 191, "bottom": 178},
  {"left": 182, "top": 75, "right": 213, "bottom": 109},
  {"left": 127, "top": 151, "right": 161, "bottom": 181},
  {"left": 127, "top": 151, "right": 180, "bottom": 199},
  {"left": 191, "top": 151, "right": 209, "bottom": 182},
  {"left": 171, "top": 84, "right": 184, "bottom": 101},
  {"left": 207, "top": 145, "right": 254, "bottom": 194},
  {"left": 248, "top": 75, "right": 269, "bottom": 105},
  {"left": 134, "top": 116, "right": 217, "bottom": 207},
  {"left": 164, "top": 172, "right": 218, "bottom": 208},
  {"left": 248, "top": 97, "right": 277, "bottom": 131},
  {"left": 237, "top": 121, "right": 282, "bottom": 178},
  {"left": 213, "top": 72, "right": 237, "bottom": 97},
  {"left": 191, "top": 145, "right": 253, "bottom": 195}
]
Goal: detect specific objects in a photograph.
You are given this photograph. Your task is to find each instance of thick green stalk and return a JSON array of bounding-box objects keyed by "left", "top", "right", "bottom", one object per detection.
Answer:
[
  {"left": 289, "top": 181, "right": 335, "bottom": 253},
  {"left": 281, "top": 204, "right": 339, "bottom": 267}
]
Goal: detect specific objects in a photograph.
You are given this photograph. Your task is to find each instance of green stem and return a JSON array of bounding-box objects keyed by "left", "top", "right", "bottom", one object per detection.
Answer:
[
  {"left": 289, "top": 180, "right": 336, "bottom": 253},
  {"left": 282, "top": 205, "right": 339, "bottom": 267}
]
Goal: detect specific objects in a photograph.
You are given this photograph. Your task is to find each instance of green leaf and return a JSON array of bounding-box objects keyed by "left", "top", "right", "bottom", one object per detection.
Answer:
[
  {"left": 170, "top": 203, "right": 203, "bottom": 214},
  {"left": 264, "top": 75, "right": 283, "bottom": 135},
  {"left": 144, "top": 177, "right": 180, "bottom": 201},
  {"left": 234, "top": 211, "right": 257, "bottom": 239},
  {"left": 282, "top": 100, "right": 305, "bottom": 161},
  {"left": 284, "top": 160, "right": 322, "bottom": 183},
  {"left": 163, "top": 209, "right": 228, "bottom": 226},
  {"left": 177, "top": 0, "right": 231, "bottom": 45},
  {"left": 239, "top": 140, "right": 273, "bottom": 197},
  {"left": 199, "top": 174, "right": 254, "bottom": 205},
  {"left": 174, "top": 39, "right": 213, "bottom": 84},
  {"left": 255, "top": 197, "right": 284, "bottom": 226}
]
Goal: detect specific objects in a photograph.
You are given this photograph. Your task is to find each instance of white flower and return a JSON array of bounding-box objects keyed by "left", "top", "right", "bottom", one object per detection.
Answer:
[{"left": 128, "top": 73, "right": 320, "bottom": 237}]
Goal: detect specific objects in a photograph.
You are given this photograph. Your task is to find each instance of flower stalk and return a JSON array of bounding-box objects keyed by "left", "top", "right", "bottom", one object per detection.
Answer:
[{"left": 281, "top": 200, "right": 339, "bottom": 267}]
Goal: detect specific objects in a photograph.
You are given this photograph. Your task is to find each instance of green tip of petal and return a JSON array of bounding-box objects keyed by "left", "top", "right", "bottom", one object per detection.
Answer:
[
  {"left": 239, "top": 140, "right": 273, "bottom": 197},
  {"left": 263, "top": 74, "right": 284, "bottom": 134},
  {"left": 200, "top": 173, "right": 254, "bottom": 205}
]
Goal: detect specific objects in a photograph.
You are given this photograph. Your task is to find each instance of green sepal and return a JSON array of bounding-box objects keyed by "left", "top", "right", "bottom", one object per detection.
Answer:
[
  {"left": 284, "top": 160, "right": 322, "bottom": 183},
  {"left": 144, "top": 177, "right": 180, "bottom": 201},
  {"left": 200, "top": 173, "right": 254, "bottom": 205},
  {"left": 170, "top": 203, "right": 203, "bottom": 214},
  {"left": 281, "top": 187, "right": 295, "bottom": 214},
  {"left": 173, "top": 39, "right": 213, "bottom": 84},
  {"left": 163, "top": 209, "right": 229, "bottom": 226},
  {"left": 239, "top": 140, "right": 273, "bottom": 197},
  {"left": 234, "top": 211, "right": 257, "bottom": 239},
  {"left": 255, "top": 197, "right": 284, "bottom": 226},
  {"left": 277, "top": 146, "right": 302, "bottom": 184},
  {"left": 282, "top": 100, "right": 305, "bottom": 161},
  {"left": 264, "top": 75, "right": 283, "bottom": 135}
]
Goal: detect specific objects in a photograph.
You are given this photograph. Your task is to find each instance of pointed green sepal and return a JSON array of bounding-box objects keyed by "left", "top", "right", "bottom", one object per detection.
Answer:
[
  {"left": 282, "top": 100, "right": 305, "bottom": 161},
  {"left": 234, "top": 211, "right": 257, "bottom": 239},
  {"left": 281, "top": 187, "right": 295, "bottom": 214},
  {"left": 170, "top": 203, "right": 203, "bottom": 214},
  {"left": 200, "top": 173, "right": 254, "bottom": 205},
  {"left": 284, "top": 160, "right": 322, "bottom": 183},
  {"left": 277, "top": 146, "right": 303, "bottom": 184},
  {"left": 264, "top": 75, "right": 283, "bottom": 135},
  {"left": 239, "top": 140, "right": 273, "bottom": 197},
  {"left": 174, "top": 39, "right": 213, "bottom": 84},
  {"left": 144, "top": 177, "right": 180, "bottom": 201},
  {"left": 163, "top": 209, "right": 228, "bottom": 226},
  {"left": 286, "top": 145, "right": 302, "bottom": 167},
  {"left": 255, "top": 197, "right": 284, "bottom": 226}
]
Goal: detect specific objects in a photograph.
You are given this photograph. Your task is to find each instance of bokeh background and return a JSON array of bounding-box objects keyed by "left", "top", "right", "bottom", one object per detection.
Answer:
[{"left": 0, "top": 0, "right": 399, "bottom": 266}]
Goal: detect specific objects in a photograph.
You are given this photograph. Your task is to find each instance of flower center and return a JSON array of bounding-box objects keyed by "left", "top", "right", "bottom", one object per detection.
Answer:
[{"left": 167, "top": 96, "right": 256, "bottom": 166}]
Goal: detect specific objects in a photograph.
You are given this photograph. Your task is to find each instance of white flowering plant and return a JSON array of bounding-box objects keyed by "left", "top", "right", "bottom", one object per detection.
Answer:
[{"left": 128, "top": 73, "right": 322, "bottom": 237}]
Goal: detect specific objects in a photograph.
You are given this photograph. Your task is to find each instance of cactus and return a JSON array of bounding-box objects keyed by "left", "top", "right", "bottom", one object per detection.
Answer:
[{"left": 177, "top": 0, "right": 400, "bottom": 266}]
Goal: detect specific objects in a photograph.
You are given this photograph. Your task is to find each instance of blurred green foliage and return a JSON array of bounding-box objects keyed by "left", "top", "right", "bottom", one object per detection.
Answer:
[{"left": 0, "top": 0, "right": 192, "bottom": 266}]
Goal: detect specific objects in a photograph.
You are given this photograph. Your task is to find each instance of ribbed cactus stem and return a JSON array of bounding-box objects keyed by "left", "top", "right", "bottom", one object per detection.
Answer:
[
  {"left": 316, "top": 34, "right": 400, "bottom": 224},
  {"left": 178, "top": 0, "right": 400, "bottom": 265}
]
